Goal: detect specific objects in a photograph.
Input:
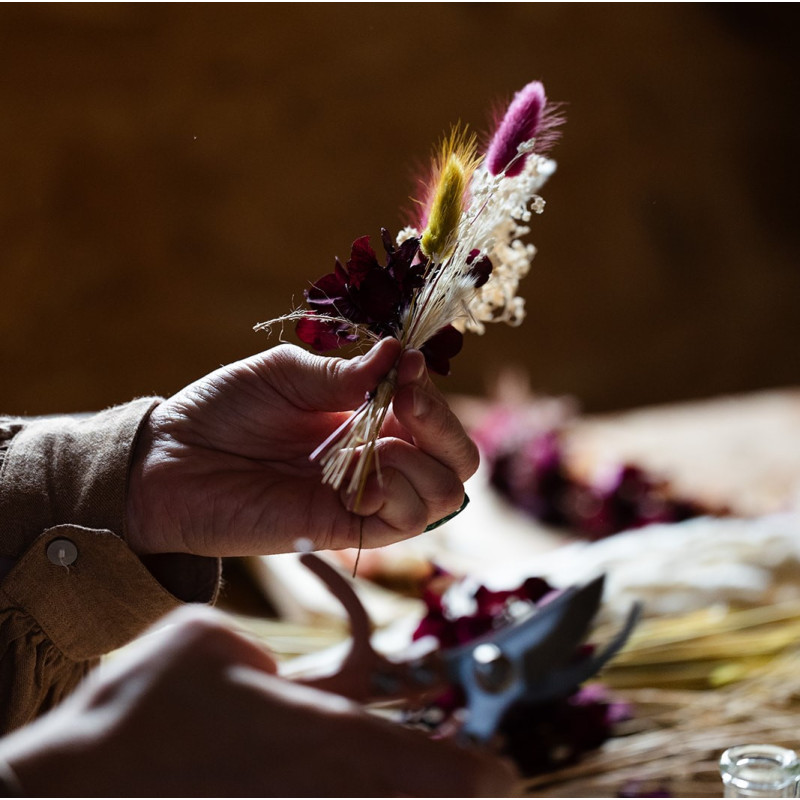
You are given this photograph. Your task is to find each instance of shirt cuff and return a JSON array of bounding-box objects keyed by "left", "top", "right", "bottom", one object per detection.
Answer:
[
  {"left": 0, "top": 400, "right": 221, "bottom": 657},
  {"left": 0, "top": 524, "right": 219, "bottom": 661}
]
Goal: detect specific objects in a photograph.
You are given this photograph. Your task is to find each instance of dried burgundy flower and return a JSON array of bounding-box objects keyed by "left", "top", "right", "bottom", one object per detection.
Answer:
[
  {"left": 499, "top": 685, "right": 630, "bottom": 776},
  {"left": 465, "top": 249, "right": 493, "bottom": 287},
  {"left": 476, "top": 407, "right": 723, "bottom": 540},
  {"left": 618, "top": 779, "right": 673, "bottom": 798},
  {"left": 297, "top": 230, "right": 466, "bottom": 376},
  {"left": 295, "top": 315, "right": 358, "bottom": 351},
  {"left": 301, "top": 231, "right": 422, "bottom": 339},
  {"left": 418, "top": 325, "right": 463, "bottom": 377},
  {"left": 412, "top": 567, "right": 555, "bottom": 647}
]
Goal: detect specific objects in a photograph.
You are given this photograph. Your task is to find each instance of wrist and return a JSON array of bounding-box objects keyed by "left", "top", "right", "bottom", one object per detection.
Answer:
[
  {"left": 124, "top": 414, "right": 221, "bottom": 604},
  {"left": 124, "top": 414, "right": 153, "bottom": 555}
]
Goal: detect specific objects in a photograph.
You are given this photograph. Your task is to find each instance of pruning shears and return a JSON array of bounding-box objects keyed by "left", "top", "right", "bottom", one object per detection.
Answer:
[{"left": 293, "top": 552, "right": 640, "bottom": 745}]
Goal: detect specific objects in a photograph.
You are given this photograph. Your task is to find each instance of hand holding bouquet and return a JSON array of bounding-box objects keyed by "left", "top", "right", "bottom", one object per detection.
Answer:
[{"left": 256, "top": 81, "right": 563, "bottom": 511}]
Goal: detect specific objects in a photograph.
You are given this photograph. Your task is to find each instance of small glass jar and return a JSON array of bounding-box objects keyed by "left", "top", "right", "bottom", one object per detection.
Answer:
[{"left": 720, "top": 744, "right": 799, "bottom": 797}]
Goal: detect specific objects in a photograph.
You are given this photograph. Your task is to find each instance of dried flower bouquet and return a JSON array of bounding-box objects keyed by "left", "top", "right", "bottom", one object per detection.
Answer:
[{"left": 256, "top": 81, "right": 563, "bottom": 508}]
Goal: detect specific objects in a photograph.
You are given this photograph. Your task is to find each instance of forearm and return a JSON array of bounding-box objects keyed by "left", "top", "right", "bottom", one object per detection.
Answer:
[
  {"left": 0, "top": 402, "right": 158, "bottom": 557},
  {"left": 0, "top": 401, "right": 220, "bottom": 733}
]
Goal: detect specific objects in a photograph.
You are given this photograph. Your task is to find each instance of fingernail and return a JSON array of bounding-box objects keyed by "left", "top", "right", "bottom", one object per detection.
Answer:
[
  {"left": 413, "top": 387, "right": 430, "bottom": 417},
  {"left": 425, "top": 494, "right": 470, "bottom": 532}
]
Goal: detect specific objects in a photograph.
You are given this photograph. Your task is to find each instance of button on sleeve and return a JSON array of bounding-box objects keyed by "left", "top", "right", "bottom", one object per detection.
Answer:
[{"left": 45, "top": 539, "right": 78, "bottom": 567}]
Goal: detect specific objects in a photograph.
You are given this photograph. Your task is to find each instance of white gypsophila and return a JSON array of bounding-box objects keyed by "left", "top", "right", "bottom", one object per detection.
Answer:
[
  {"left": 393, "top": 155, "right": 555, "bottom": 344},
  {"left": 397, "top": 226, "right": 420, "bottom": 245},
  {"left": 458, "top": 154, "right": 556, "bottom": 333}
]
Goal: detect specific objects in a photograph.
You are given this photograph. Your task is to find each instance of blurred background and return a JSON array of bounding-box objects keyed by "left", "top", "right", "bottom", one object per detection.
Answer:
[{"left": 1, "top": 3, "right": 798, "bottom": 416}]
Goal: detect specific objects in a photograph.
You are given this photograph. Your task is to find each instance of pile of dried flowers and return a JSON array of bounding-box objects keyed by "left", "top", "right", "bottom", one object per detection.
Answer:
[
  {"left": 406, "top": 566, "right": 631, "bottom": 776},
  {"left": 473, "top": 404, "right": 724, "bottom": 540}
]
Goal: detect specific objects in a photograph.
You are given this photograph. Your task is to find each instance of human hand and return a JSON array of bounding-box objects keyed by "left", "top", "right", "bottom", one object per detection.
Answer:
[
  {"left": 126, "top": 337, "right": 479, "bottom": 557},
  {"left": 0, "top": 607, "right": 516, "bottom": 797}
]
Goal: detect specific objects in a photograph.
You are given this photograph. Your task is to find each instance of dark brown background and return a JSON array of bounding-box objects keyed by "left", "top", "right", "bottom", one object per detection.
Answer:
[{"left": 1, "top": 3, "right": 798, "bottom": 416}]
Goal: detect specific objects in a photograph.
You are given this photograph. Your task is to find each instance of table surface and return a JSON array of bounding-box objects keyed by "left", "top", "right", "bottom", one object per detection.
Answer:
[{"left": 217, "top": 387, "right": 800, "bottom": 798}]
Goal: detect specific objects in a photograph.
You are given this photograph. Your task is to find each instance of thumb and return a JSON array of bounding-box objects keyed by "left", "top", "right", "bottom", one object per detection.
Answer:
[{"left": 268, "top": 337, "right": 402, "bottom": 412}]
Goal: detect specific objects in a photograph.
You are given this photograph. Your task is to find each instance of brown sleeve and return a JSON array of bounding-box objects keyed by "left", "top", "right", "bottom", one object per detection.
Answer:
[{"left": 0, "top": 400, "right": 221, "bottom": 733}]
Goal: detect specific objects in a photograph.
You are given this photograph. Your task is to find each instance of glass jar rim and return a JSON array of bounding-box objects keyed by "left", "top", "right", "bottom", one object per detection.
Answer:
[{"left": 720, "top": 744, "right": 799, "bottom": 793}]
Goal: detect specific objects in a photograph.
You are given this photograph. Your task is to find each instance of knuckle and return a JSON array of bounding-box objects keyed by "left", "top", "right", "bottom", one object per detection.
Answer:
[
  {"left": 441, "top": 476, "right": 467, "bottom": 514},
  {"left": 425, "top": 403, "right": 480, "bottom": 479},
  {"left": 407, "top": 504, "right": 429, "bottom": 533},
  {"left": 325, "top": 354, "right": 346, "bottom": 383},
  {"left": 464, "top": 439, "right": 481, "bottom": 479},
  {"left": 381, "top": 468, "right": 428, "bottom": 533}
]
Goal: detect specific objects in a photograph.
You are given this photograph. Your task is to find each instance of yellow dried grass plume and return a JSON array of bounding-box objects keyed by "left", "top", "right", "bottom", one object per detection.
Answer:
[{"left": 420, "top": 126, "right": 481, "bottom": 261}]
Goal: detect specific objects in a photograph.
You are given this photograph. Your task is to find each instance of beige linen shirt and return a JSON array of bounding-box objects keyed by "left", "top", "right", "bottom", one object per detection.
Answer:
[{"left": 0, "top": 399, "right": 220, "bottom": 734}]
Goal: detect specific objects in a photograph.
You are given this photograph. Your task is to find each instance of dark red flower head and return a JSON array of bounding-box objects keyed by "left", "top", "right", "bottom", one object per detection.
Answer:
[
  {"left": 298, "top": 230, "right": 468, "bottom": 375},
  {"left": 295, "top": 315, "right": 358, "bottom": 351},
  {"left": 298, "top": 230, "right": 421, "bottom": 350},
  {"left": 466, "top": 249, "right": 493, "bottom": 287},
  {"left": 419, "top": 325, "right": 463, "bottom": 376}
]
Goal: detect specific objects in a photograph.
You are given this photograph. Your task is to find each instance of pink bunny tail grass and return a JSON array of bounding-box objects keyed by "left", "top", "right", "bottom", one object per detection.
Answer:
[{"left": 485, "top": 81, "right": 564, "bottom": 177}]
